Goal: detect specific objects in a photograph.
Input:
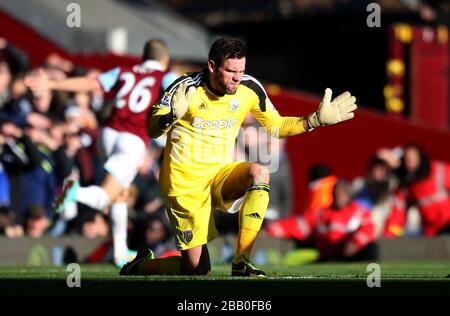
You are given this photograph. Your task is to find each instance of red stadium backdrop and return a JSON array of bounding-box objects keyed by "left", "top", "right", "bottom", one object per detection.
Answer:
[{"left": 410, "top": 27, "right": 449, "bottom": 128}]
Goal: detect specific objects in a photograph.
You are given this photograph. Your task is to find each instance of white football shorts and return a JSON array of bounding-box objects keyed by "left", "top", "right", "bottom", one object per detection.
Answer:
[{"left": 98, "top": 127, "right": 146, "bottom": 187}]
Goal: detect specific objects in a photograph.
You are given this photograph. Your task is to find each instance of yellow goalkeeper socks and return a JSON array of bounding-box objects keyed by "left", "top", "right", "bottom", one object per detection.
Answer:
[
  {"left": 234, "top": 183, "right": 269, "bottom": 263},
  {"left": 138, "top": 256, "right": 182, "bottom": 275},
  {"left": 235, "top": 227, "right": 258, "bottom": 262}
]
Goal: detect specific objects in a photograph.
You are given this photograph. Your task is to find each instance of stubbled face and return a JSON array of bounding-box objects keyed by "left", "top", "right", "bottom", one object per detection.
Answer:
[
  {"left": 209, "top": 58, "right": 246, "bottom": 95},
  {"left": 404, "top": 147, "right": 421, "bottom": 174}
]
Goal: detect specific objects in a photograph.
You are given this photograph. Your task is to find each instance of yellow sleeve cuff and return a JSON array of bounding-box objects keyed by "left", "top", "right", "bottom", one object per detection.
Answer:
[{"left": 277, "top": 117, "right": 307, "bottom": 138}]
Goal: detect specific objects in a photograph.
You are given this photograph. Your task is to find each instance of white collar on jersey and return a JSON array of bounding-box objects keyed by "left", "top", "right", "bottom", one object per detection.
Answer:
[{"left": 141, "top": 60, "right": 165, "bottom": 71}]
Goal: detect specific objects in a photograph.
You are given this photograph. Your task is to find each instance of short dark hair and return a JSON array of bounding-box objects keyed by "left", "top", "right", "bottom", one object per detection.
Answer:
[
  {"left": 208, "top": 37, "right": 247, "bottom": 66},
  {"left": 142, "top": 39, "right": 169, "bottom": 62}
]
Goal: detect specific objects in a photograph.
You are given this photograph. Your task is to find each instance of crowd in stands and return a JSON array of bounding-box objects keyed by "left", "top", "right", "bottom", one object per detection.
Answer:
[
  {"left": 0, "top": 38, "right": 449, "bottom": 264},
  {"left": 0, "top": 38, "right": 174, "bottom": 254},
  {"left": 266, "top": 144, "right": 450, "bottom": 261}
]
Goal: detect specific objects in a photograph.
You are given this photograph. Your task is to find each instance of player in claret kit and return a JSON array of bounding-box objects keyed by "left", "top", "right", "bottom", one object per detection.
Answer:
[
  {"left": 25, "top": 39, "right": 176, "bottom": 267},
  {"left": 120, "top": 36, "right": 358, "bottom": 277}
]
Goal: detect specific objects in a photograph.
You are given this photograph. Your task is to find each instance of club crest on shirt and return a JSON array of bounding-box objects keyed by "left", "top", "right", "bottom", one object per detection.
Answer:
[
  {"left": 160, "top": 92, "right": 172, "bottom": 108},
  {"left": 229, "top": 100, "right": 239, "bottom": 112}
]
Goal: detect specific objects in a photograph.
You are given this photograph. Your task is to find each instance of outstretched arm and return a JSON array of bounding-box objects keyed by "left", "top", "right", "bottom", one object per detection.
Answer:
[
  {"left": 250, "top": 82, "right": 357, "bottom": 138},
  {"left": 25, "top": 68, "right": 102, "bottom": 93}
]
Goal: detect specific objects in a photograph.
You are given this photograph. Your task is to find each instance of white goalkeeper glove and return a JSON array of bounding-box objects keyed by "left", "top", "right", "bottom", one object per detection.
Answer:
[
  {"left": 307, "top": 88, "right": 357, "bottom": 129},
  {"left": 171, "top": 81, "right": 197, "bottom": 120}
]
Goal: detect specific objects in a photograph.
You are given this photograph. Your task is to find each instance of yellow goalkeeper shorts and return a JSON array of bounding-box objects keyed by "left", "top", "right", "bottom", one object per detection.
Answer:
[{"left": 164, "top": 162, "right": 246, "bottom": 250}]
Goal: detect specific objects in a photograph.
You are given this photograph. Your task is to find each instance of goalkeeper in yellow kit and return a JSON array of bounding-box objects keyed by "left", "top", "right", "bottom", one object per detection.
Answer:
[{"left": 120, "top": 37, "right": 358, "bottom": 277}]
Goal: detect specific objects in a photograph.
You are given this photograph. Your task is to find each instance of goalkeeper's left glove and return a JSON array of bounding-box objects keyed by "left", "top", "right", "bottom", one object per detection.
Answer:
[{"left": 307, "top": 88, "right": 357, "bottom": 129}]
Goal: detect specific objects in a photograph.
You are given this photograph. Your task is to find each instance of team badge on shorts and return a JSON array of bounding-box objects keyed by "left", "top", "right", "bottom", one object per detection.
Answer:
[{"left": 182, "top": 230, "right": 193, "bottom": 243}]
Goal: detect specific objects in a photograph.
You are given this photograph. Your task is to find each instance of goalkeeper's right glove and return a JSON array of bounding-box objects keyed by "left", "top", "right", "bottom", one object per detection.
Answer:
[
  {"left": 307, "top": 88, "right": 357, "bottom": 130},
  {"left": 171, "top": 81, "right": 197, "bottom": 120}
]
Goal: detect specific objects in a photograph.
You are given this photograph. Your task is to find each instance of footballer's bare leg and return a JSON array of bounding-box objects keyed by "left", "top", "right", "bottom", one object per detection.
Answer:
[
  {"left": 54, "top": 171, "right": 134, "bottom": 267},
  {"left": 109, "top": 185, "right": 134, "bottom": 267},
  {"left": 98, "top": 173, "right": 127, "bottom": 213},
  {"left": 221, "top": 162, "right": 270, "bottom": 202},
  {"left": 55, "top": 171, "right": 123, "bottom": 214},
  {"left": 181, "top": 244, "right": 211, "bottom": 275}
]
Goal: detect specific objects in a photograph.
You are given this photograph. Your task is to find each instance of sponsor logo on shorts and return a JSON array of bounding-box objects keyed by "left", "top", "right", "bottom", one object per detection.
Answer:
[
  {"left": 192, "top": 116, "right": 238, "bottom": 129},
  {"left": 182, "top": 230, "right": 193, "bottom": 243}
]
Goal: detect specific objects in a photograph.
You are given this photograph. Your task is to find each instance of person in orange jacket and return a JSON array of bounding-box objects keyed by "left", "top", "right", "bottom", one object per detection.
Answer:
[
  {"left": 383, "top": 144, "right": 450, "bottom": 237},
  {"left": 303, "top": 164, "right": 338, "bottom": 216},
  {"left": 263, "top": 164, "right": 337, "bottom": 248},
  {"left": 267, "top": 180, "right": 377, "bottom": 261}
]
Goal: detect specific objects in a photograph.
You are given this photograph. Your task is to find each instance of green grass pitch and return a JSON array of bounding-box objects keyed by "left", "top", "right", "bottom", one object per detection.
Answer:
[{"left": 0, "top": 262, "right": 449, "bottom": 296}]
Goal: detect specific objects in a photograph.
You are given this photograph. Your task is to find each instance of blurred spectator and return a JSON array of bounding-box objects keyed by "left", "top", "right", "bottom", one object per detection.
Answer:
[
  {"left": 66, "top": 91, "right": 98, "bottom": 130},
  {"left": 25, "top": 205, "right": 50, "bottom": 238},
  {"left": 0, "top": 154, "right": 10, "bottom": 209},
  {"left": 9, "top": 73, "right": 28, "bottom": 101},
  {"left": 4, "top": 86, "right": 55, "bottom": 131},
  {"left": 44, "top": 53, "right": 74, "bottom": 74},
  {"left": 267, "top": 180, "right": 377, "bottom": 261},
  {"left": 383, "top": 144, "right": 450, "bottom": 237},
  {"left": 0, "top": 38, "right": 30, "bottom": 109},
  {"left": 353, "top": 155, "right": 398, "bottom": 237},
  {"left": 31, "top": 89, "right": 60, "bottom": 121},
  {"left": 132, "top": 143, "right": 164, "bottom": 216},
  {"left": 20, "top": 121, "right": 71, "bottom": 221},
  {"left": 303, "top": 163, "right": 338, "bottom": 216},
  {"left": 65, "top": 205, "right": 109, "bottom": 238},
  {"left": 0, "top": 60, "right": 11, "bottom": 109},
  {"left": 0, "top": 121, "right": 42, "bottom": 225},
  {"left": 0, "top": 38, "right": 30, "bottom": 74},
  {"left": 82, "top": 213, "right": 109, "bottom": 239},
  {"left": 130, "top": 213, "right": 177, "bottom": 258},
  {"left": 2, "top": 214, "right": 24, "bottom": 238},
  {"left": 63, "top": 110, "right": 98, "bottom": 186}
]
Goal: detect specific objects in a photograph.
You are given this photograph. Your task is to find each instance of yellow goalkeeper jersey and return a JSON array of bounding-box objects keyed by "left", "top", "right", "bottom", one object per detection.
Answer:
[{"left": 150, "top": 70, "right": 306, "bottom": 197}]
